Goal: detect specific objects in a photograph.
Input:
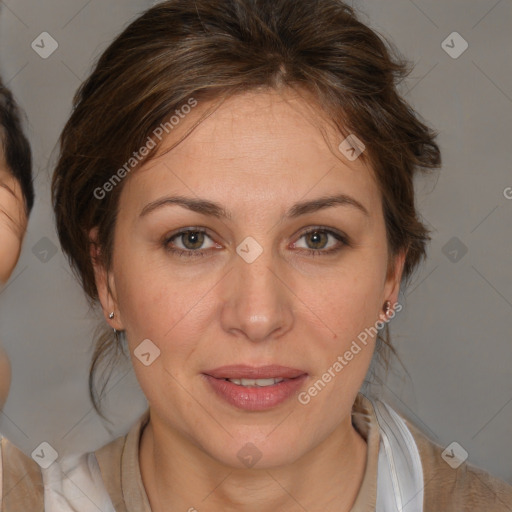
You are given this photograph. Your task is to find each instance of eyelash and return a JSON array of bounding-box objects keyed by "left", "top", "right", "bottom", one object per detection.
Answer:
[{"left": 163, "top": 227, "right": 349, "bottom": 259}]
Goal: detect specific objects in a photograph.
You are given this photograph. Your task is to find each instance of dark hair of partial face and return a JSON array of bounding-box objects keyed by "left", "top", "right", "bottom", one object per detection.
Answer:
[{"left": 0, "top": 78, "right": 34, "bottom": 214}]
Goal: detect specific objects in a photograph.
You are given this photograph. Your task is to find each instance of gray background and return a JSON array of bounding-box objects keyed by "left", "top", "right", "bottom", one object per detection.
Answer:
[{"left": 0, "top": 0, "right": 510, "bottom": 486}]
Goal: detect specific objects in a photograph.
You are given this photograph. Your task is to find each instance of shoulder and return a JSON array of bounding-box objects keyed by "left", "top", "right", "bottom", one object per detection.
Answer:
[
  {"left": 93, "top": 408, "right": 151, "bottom": 511},
  {"left": 403, "top": 417, "right": 512, "bottom": 511},
  {"left": 1, "top": 434, "right": 119, "bottom": 512},
  {"left": 1, "top": 435, "right": 44, "bottom": 511},
  {"left": 93, "top": 432, "right": 128, "bottom": 511},
  {"left": 1, "top": 410, "right": 149, "bottom": 512}
]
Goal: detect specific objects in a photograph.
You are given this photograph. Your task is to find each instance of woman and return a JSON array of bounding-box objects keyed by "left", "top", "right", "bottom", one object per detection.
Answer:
[
  {"left": 2, "top": 0, "right": 511, "bottom": 510},
  {"left": 0, "top": 78, "right": 34, "bottom": 409},
  {"left": 0, "top": 77, "right": 35, "bottom": 508}
]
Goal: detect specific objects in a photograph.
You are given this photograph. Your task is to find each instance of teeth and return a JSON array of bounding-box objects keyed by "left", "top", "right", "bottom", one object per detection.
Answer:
[{"left": 226, "top": 377, "right": 285, "bottom": 387}]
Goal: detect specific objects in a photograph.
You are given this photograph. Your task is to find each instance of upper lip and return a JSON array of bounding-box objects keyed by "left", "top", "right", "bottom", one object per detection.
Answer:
[{"left": 204, "top": 365, "right": 307, "bottom": 380}]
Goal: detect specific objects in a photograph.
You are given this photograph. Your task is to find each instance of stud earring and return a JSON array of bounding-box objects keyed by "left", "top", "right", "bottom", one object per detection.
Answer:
[
  {"left": 383, "top": 300, "right": 391, "bottom": 316},
  {"left": 108, "top": 311, "right": 117, "bottom": 333}
]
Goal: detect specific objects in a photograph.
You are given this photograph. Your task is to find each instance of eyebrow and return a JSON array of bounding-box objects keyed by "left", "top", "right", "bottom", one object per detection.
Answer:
[{"left": 139, "top": 193, "right": 370, "bottom": 220}]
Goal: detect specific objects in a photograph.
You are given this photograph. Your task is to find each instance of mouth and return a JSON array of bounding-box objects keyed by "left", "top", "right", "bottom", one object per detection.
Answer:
[
  {"left": 204, "top": 364, "right": 307, "bottom": 380},
  {"left": 202, "top": 365, "right": 308, "bottom": 411},
  {"left": 220, "top": 377, "right": 289, "bottom": 387}
]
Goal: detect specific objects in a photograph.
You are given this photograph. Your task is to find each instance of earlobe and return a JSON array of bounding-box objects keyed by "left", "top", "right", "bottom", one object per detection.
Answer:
[
  {"left": 383, "top": 248, "right": 407, "bottom": 310},
  {"left": 89, "top": 227, "right": 124, "bottom": 330}
]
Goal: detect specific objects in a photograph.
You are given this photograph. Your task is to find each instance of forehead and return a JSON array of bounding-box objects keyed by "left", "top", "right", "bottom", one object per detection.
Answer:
[{"left": 122, "top": 90, "right": 380, "bottom": 216}]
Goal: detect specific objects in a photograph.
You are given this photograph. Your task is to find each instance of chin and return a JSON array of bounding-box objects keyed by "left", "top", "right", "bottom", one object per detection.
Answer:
[{"left": 204, "top": 433, "right": 304, "bottom": 471}]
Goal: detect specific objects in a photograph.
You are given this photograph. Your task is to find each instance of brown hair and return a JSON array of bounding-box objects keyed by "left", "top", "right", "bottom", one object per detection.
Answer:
[{"left": 52, "top": 0, "right": 441, "bottom": 417}]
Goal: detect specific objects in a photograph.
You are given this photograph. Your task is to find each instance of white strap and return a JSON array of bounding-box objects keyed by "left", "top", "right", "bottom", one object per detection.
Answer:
[
  {"left": 42, "top": 451, "right": 115, "bottom": 512},
  {"left": 372, "top": 400, "right": 424, "bottom": 512}
]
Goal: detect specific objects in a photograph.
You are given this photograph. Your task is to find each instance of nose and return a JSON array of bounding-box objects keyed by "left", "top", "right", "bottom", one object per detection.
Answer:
[{"left": 219, "top": 245, "right": 294, "bottom": 343}]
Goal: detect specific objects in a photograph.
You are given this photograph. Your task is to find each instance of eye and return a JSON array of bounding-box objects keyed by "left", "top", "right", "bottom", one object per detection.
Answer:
[
  {"left": 164, "top": 228, "right": 219, "bottom": 258},
  {"left": 163, "top": 226, "right": 349, "bottom": 260},
  {"left": 292, "top": 228, "right": 348, "bottom": 256}
]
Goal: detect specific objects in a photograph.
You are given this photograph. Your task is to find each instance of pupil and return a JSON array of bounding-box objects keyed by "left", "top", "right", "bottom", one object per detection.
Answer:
[
  {"left": 183, "top": 231, "right": 204, "bottom": 249},
  {"left": 308, "top": 231, "right": 326, "bottom": 249}
]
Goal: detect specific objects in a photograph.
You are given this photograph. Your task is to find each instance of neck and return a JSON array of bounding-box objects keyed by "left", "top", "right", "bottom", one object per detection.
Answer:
[{"left": 139, "top": 410, "right": 367, "bottom": 512}]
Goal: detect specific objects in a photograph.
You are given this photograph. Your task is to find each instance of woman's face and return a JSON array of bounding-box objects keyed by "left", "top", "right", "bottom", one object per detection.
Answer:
[
  {"left": 94, "top": 90, "right": 405, "bottom": 468},
  {"left": 0, "top": 148, "right": 26, "bottom": 408},
  {"left": 0, "top": 151, "right": 27, "bottom": 284}
]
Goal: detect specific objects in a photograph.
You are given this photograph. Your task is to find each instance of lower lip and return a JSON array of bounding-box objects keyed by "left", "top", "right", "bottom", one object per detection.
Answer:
[{"left": 203, "top": 374, "right": 308, "bottom": 411}]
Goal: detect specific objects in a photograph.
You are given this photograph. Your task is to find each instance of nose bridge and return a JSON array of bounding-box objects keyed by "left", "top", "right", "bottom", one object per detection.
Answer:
[{"left": 220, "top": 239, "right": 294, "bottom": 342}]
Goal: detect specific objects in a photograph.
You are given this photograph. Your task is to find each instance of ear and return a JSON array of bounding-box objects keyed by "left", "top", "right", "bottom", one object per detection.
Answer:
[
  {"left": 89, "top": 227, "right": 125, "bottom": 331},
  {"left": 381, "top": 247, "right": 407, "bottom": 318}
]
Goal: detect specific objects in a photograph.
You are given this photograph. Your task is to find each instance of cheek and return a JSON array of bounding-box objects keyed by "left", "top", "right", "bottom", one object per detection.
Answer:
[
  {"left": 114, "top": 254, "right": 216, "bottom": 354},
  {"left": 115, "top": 269, "right": 207, "bottom": 404},
  {"left": 295, "top": 252, "right": 387, "bottom": 393},
  {"left": 309, "top": 254, "right": 386, "bottom": 334},
  {"left": 0, "top": 228, "right": 22, "bottom": 282},
  {"left": 295, "top": 265, "right": 383, "bottom": 411}
]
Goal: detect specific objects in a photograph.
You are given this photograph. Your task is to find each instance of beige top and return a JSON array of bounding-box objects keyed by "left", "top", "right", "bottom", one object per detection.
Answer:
[{"left": 2, "top": 393, "right": 512, "bottom": 511}]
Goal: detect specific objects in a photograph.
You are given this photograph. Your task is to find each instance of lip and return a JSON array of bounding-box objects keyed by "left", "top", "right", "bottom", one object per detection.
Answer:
[
  {"left": 202, "top": 365, "right": 308, "bottom": 411},
  {"left": 204, "top": 364, "right": 307, "bottom": 380}
]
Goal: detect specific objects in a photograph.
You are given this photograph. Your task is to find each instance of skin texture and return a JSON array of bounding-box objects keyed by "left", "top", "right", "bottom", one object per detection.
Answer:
[
  {"left": 92, "top": 89, "right": 406, "bottom": 512},
  {"left": 0, "top": 153, "right": 27, "bottom": 285},
  {"left": 0, "top": 150, "right": 27, "bottom": 409}
]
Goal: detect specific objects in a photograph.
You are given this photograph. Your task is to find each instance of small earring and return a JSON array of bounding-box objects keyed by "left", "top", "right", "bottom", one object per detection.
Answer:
[
  {"left": 383, "top": 300, "right": 391, "bottom": 316},
  {"left": 108, "top": 312, "right": 117, "bottom": 334}
]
